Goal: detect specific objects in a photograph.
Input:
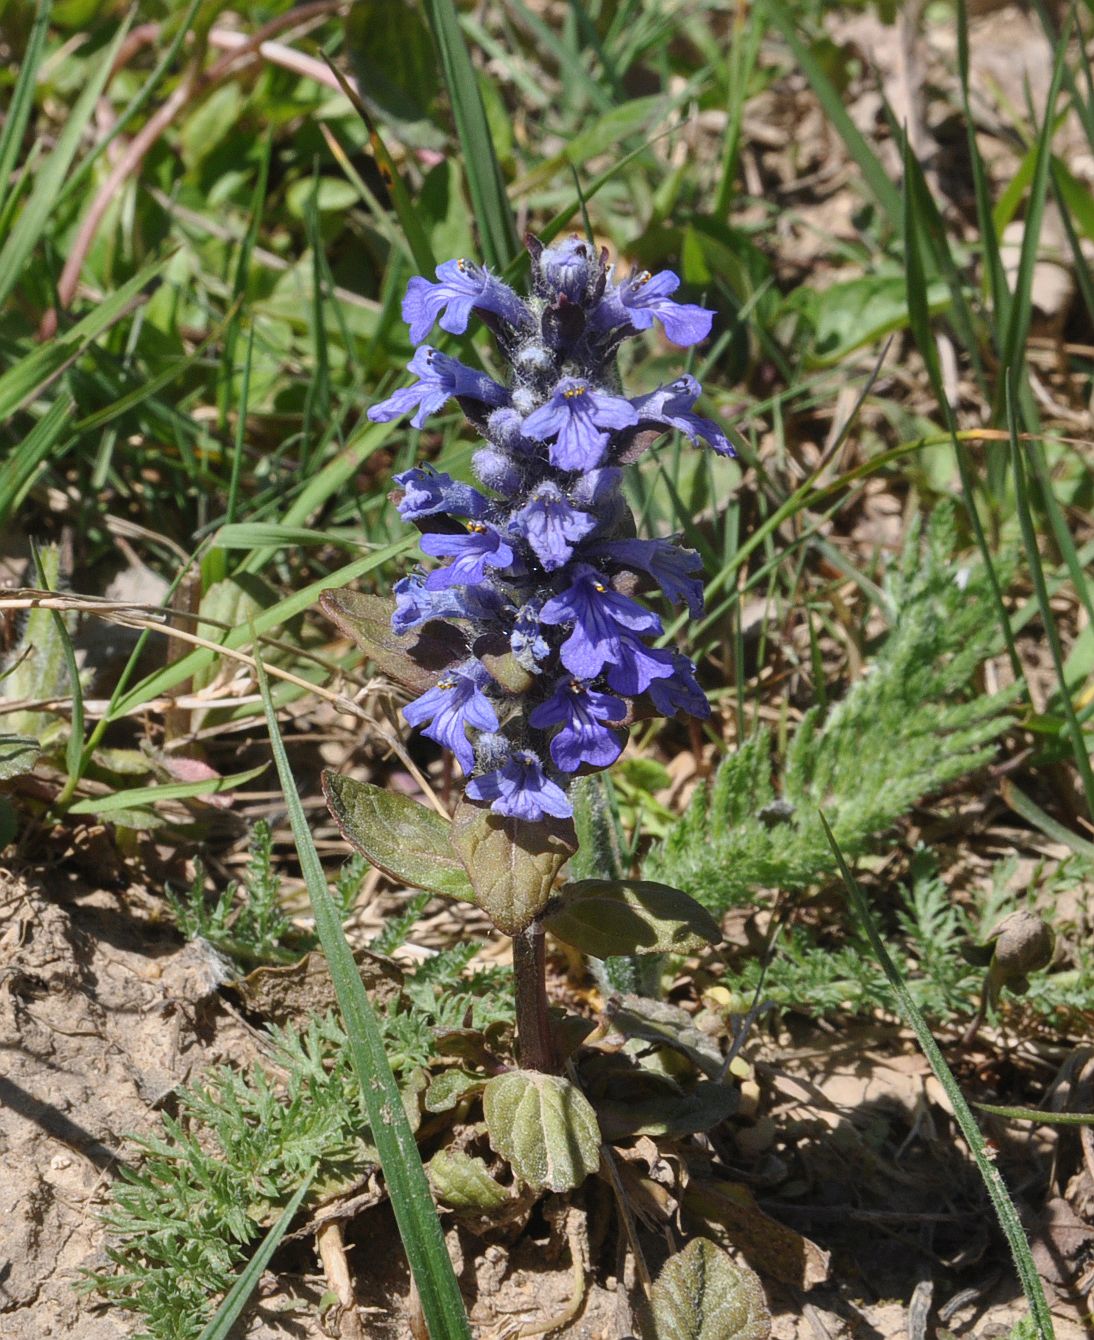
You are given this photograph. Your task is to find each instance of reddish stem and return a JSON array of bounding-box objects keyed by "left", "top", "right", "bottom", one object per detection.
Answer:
[{"left": 513, "top": 921, "right": 555, "bottom": 1074}]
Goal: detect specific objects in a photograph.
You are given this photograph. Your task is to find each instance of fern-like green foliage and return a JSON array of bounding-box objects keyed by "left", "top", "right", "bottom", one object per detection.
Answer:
[
  {"left": 647, "top": 506, "right": 1015, "bottom": 911},
  {"left": 90, "top": 938, "right": 513, "bottom": 1340}
]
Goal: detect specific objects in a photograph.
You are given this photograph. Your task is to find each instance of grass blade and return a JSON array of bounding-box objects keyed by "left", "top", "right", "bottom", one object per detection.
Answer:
[
  {"left": 421, "top": 0, "right": 519, "bottom": 271},
  {"left": 900, "top": 134, "right": 1025, "bottom": 686},
  {"left": 196, "top": 1172, "right": 315, "bottom": 1340},
  {"left": 110, "top": 536, "right": 416, "bottom": 717},
  {"left": 0, "top": 0, "right": 51, "bottom": 223},
  {"left": 0, "top": 394, "right": 72, "bottom": 532},
  {"left": 67, "top": 762, "right": 269, "bottom": 815},
  {"left": 0, "top": 251, "right": 173, "bottom": 419},
  {"left": 820, "top": 814, "right": 1056, "bottom": 1340},
  {"left": 0, "top": 16, "right": 131, "bottom": 308},
  {"left": 994, "top": 23, "right": 1069, "bottom": 416},
  {"left": 957, "top": 0, "right": 1010, "bottom": 334},
  {"left": 764, "top": 0, "right": 902, "bottom": 230},
  {"left": 256, "top": 651, "right": 471, "bottom": 1340},
  {"left": 1007, "top": 380, "right": 1094, "bottom": 821}
]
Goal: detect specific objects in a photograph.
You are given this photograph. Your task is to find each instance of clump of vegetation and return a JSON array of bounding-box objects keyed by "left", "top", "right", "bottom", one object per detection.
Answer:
[
  {"left": 648, "top": 505, "right": 1015, "bottom": 908},
  {"left": 167, "top": 819, "right": 369, "bottom": 968},
  {"left": 90, "top": 935, "right": 514, "bottom": 1340}
]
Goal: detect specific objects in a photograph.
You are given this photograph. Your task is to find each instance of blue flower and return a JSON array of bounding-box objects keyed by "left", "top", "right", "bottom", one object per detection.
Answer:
[
  {"left": 511, "top": 601, "right": 550, "bottom": 671},
  {"left": 466, "top": 749, "right": 573, "bottom": 821},
  {"left": 630, "top": 375, "right": 732, "bottom": 455},
  {"left": 539, "top": 236, "right": 599, "bottom": 303},
  {"left": 391, "top": 572, "right": 501, "bottom": 634},
  {"left": 403, "top": 260, "right": 531, "bottom": 345},
  {"left": 421, "top": 523, "right": 515, "bottom": 590},
  {"left": 593, "top": 269, "right": 714, "bottom": 346},
  {"left": 403, "top": 660, "right": 498, "bottom": 773},
  {"left": 513, "top": 483, "right": 597, "bottom": 571},
  {"left": 394, "top": 467, "right": 490, "bottom": 523},
  {"left": 604, "top": 633, "right": 676, "bottom": 696},
  {"left": 529, "top": 678, "right": 625, "bottom": 771},
  {"left": 591, "top": 537, "right": 705, "bottom": 616},
  {"left": 648, "top": 653, "right": 711, "bottom": 720},
  {"left": 521, "top": 379, "right": 638, "bottom": 471},
  {"left": 368, "top": 346, "right": 509, "bottom": 429},
  {"left": 570, "top": 466, "right": 622, "bottom": 508},
  {"left": 539, "top": 564, "right": 661, "bottom": 679}
]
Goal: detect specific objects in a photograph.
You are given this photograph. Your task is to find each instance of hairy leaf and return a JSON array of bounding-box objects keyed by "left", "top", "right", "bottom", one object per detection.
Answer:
[
  {"left": 319, "top": 588, "right": 465, "bottom": 694},
  {"left": 451, "top": 798, "right": 575, "bottom": 933},
  {"left": 427, "top": 1150, "right": 509, "bottom": 1214},
  {"left": 642, "top": 1237, "right": 771, "bottom": 1340},
  {"left": 323, "top": 773, "right": 474, "bottom": 901},
  {"left": 545, "top": 879, "right": 721, "bottom": 958},
  {"left": 483, "top": 1070, "right": 600, "bottom": 1192},
  {"left": 0, "top": 734, "right": 40, "bottom": 781}
]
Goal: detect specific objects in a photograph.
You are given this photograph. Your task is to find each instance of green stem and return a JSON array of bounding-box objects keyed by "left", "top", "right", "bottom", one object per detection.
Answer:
[{"left": 513, "top": 921, "right": 555, "bottom": 1073}]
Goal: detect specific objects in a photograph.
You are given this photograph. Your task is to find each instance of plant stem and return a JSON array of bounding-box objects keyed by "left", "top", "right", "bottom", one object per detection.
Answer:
[{"left": 513, "top": 920, "right": 555, "bottom": 1073}]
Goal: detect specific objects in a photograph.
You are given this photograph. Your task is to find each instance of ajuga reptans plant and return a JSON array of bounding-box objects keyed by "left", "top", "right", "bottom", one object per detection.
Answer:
[
  {"left": 368, "top": 239, "right": 730, "bottom": 820},
  {"left": 324, "top": 236, "right": 730, "bottom": 1070}
]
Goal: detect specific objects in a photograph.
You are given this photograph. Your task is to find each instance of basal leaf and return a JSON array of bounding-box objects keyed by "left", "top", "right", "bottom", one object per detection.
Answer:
[
  {"left": 545, "top": 879, "right": 722, "bottom": 959},
  {"left": 451, "top": 798, "right": 575, "bottom": 934},
  {"left": 427, "top": 1150, "right": 509, "bottom": 1214},
  {"left": 642, "top": 1237, "right": 771, "bottom": 1340},
  {"left": 0, "top": 734, "right": 41, "bottom": 781},
  {"left": 322, "top": 773, "right": 474, "bottom": 901},
  {"left": 483, "top": 1070, "right": 600, "bottom": 1193}
]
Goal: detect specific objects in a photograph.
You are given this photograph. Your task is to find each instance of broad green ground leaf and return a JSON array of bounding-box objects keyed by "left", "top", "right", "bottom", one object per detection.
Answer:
[
  {"left": 0, "top": 735, "right": 40, "bottom": 781},
  {"left": 424, "top": 1068, "right": 486, "bottom": 1114},
  {"left": 427, "top": 1151, "right": 509, "bottom": 1214},
  {"left": 483, "top": 1070, "right": 600, "bottom": 1193},
  {"left": 642, "top": 1237, "right": 771, "bottom": 1340},
  {"left": 323, "top": 773, "right": 474, "bottom": 901},
  {"left": 451, "top": 798, "right": 575, "bottom": 933},
  {"left": 786, "top": 272, "right": 949, "bottom": 367},
  {"left": 319, "top": 588, "right": 464, "bottom": 694},
  {"left": 545, "top": 879, "right": 722, "bottom": 959}
]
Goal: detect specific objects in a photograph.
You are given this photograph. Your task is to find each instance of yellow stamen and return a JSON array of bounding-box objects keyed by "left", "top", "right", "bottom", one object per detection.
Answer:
[
  {"left": 562, "top": 385, "right": 588, "bottom": 400},
  {"left": 467, "top": 521, "right": 486, "bottom": 534}
]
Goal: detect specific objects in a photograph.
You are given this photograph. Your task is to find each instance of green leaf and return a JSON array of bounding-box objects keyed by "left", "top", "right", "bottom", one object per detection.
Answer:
[
  {"left": 424, "top": 1068, "right": 486, "bottom": 1114},
  {"left": 197, "top": 1173, "right": 315, "bottom": 1340},
  {"left": 482, "top": 1070, "right": 600, "bottom": 1193},
  {"left": 0, "top": 734, "right": 40, "bottom": 781},
  {"left": 787, "top": 272, "right": 949, "bottom": 367},
  {"left": 345, "top": 0, "right": 446, "bottom": 147},
  {"left": 419, "top": 0, "right": 518, "bottom": 271},
  {"left": 319, "top": 588, "right": 464, "bottom": 695},
  {"left": 545, "top": 879, "right": 722, "bottom": 959},
  {"left": 641, "top": 1237, "right": 771, "bottom": 1340},
  {"left": 68, "top": 762, "right": 269, "bottom": 814},
  {"left": 451, "top": 798, "right": 575, "bottom": 934},
  {"left": 427, "top": 1150, "right": 509, "bottom": 1214},
  {"left": 323, "top": 773, "right": 474, "bottom": 901},
  {"left": 0, "top": 15, "right": 131, "bottom": 309}
]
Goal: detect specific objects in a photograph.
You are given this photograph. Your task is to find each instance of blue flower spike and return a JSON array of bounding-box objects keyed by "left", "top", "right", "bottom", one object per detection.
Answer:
[{"left": 369, "top": 236, "right": 732, "bottom": 824}]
